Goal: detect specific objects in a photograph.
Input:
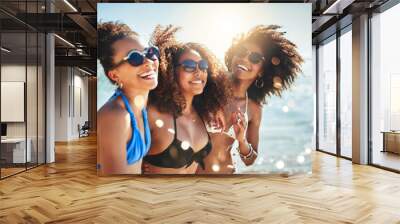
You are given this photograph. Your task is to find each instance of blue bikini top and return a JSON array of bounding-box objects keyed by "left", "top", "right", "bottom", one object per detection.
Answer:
[{"left": 111, "top": 89, "right": 151, "bottom": 165}]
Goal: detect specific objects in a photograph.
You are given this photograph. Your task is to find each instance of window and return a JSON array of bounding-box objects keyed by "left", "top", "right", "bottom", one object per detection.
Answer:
[
  {"left": 318, "top": 36, "right": 337, "bottom": 154},
  {"left": 339, "top": 28, "right": 352, "bottom": 158},
  {"left": 0, "top": 1, "right": 47, "bottom": 179},
  {"left": 371, "top": 3, "right": 400, "bottom": 171}
]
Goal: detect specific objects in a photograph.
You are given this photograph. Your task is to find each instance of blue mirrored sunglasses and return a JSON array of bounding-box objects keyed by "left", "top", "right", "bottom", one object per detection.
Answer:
[
  {"left": 112, "top": 46, "right": 159, "bottom": 69},
  {"left": 176, "top": 59, "right": 208, "bottom": 73}
]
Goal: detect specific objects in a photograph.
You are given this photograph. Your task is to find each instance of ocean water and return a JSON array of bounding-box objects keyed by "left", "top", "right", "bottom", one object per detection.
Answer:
[
  {"left": 97, "top": 59, "right": 314, "bottom": 174},
  {"left": 97, "top": 61, "right": 116, "bottom": 109},
  {"left": 235, "top": 68, "right": 314, "bottom": 174}
]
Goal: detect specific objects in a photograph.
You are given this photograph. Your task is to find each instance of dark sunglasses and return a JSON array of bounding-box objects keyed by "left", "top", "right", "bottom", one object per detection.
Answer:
[
  {"left": 235, "top": 46, "right": 265, "bottom": 64},
  {"left": 176, "top": 59, "right": 208, "bottom": 73},
  {"left": 111, "top": 46, "right": 160, "bottom": 69}
]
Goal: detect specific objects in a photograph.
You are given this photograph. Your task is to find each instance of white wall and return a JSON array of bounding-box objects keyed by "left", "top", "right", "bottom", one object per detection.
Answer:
[
  {"left": 55, "top": 66, "right": 69, "bottom": 141},
  {"left": 54, "top": 67, "right": 89, "bottom": 141},
  {"left": 1, "top": 63, "right": 46, "bottom": 164},
  {"left": 72, "top": 73, "right": 89, "bottom": 138},
  {"left": 1, "top": 65, "right": 35, "bottom": 138}
]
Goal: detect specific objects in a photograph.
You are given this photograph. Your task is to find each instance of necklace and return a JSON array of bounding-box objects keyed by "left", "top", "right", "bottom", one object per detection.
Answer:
[{"left": 234, "top": 96, "right": 246, "bottom": 101}]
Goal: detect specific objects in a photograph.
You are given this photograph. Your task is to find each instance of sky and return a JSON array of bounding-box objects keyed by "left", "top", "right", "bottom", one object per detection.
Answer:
[{"left": 98, "top": 3, "right": 311, "bottom": 64}]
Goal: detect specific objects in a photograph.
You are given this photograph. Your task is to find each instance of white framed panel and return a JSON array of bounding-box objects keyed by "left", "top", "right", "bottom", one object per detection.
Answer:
[{"left": 1, "top": 82, "right": 25, "bottom": 122}]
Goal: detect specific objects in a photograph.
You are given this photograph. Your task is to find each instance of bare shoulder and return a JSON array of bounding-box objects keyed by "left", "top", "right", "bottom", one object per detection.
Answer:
[
  {"left": 248, "top": 99, "right": 263, "bottom": 119},
  {"left": 98, "top": 100, "right": 130, "bottom": 130},
  {"left": 147, "top": 105, "right": 171, "bottom": 129},
  {"left": 147, "top": 105, "right": 170, "bottom": 119},
  {"left": 147, "top": 104, "right": 162, "bottom": 117}
]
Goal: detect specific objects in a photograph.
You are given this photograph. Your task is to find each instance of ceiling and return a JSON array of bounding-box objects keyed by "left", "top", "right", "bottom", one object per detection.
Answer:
[
  {"left": 0, "top": 0, "right": 393, "bottom": 75},
  {"left": 309, "top": 0, "right": 389, "bottom": 43},
  {"left": 1, "top": 0, "right": 97, "bottom": 74}
]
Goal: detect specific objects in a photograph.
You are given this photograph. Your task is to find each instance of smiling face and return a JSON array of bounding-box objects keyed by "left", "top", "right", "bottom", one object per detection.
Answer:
[
  {"left": 176, "top": 49, "right": 208, "bottom": 97},
  {"left": 231, "top": 42, "right": 264, "bottom": 82},
  {"left": 108, "top": 37, "right": 159, "bottom": 92}
]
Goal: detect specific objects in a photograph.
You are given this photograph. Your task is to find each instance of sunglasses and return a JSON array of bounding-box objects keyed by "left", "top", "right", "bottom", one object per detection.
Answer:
[
  {"left": 111, "top": 46, "right": 160, "bottom": 69},
  {"left": 235, "top": 46, "right": 265, "bottom": 64},
  {"left": 176, "top": 59, "right": 208, "bottom": 73}
]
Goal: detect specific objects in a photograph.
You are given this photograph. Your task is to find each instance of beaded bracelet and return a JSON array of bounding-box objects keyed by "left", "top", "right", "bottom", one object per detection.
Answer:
[{"left": 239, "top": 143, "right": 255, "bottom": 159}]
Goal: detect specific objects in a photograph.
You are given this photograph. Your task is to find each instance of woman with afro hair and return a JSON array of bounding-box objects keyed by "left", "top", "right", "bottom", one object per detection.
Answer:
[
  {"left": 199, "top": 25, "right": 304, "bottom": 174},
  {"left": 142, "top": 25, "right": 232, "bottom": 174}
]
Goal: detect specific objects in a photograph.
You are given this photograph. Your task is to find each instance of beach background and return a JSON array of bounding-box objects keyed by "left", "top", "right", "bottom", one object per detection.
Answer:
[{"left": 97, "top": 3, "right": 313, "bottom": 174}]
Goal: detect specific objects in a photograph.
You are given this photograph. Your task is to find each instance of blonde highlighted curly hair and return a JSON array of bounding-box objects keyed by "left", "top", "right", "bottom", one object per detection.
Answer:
[
  {"left": 225, "top": 25, "right": 304, "bottom": 105},
  {"left": 149, "top": 25, "right": 232, "bottom": 123}
]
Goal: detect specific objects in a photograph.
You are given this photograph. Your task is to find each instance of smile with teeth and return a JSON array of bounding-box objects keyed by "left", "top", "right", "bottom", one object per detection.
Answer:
[
  {"left": 139, "top": 71, "right": 156, "bottom": 80},
  {"left": 237, "top": 64, "right": 250, "bottom": 72},
  {"left": 190, "top": 80, "right": 204, "bottom": 84}
]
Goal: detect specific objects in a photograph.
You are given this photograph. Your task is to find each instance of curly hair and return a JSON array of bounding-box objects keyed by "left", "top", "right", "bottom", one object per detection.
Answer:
[
  {"left": 149, "top": 25, "right": 232, "bottom": 123},
  {"left": 225, "top": 25, "right": 304, "bottom": 105},
  {"left": 97, "top": 21, "right": 138, "bottom": 83}
]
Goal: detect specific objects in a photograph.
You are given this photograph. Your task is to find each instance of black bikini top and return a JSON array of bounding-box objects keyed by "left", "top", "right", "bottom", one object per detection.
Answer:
[{"left": 143, "top": 115, "right": 212, "bottom": 169}]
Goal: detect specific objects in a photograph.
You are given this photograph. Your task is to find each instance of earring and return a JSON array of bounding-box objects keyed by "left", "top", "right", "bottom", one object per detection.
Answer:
[
  {"left": 255, "top": 76, "right": 264, "bottom": 88},
  {"left": 271, "top": 56, "right": 280, "bottom": 66},
  {"left": 116, "top": 81, "right": 123, "bottom": 89}
]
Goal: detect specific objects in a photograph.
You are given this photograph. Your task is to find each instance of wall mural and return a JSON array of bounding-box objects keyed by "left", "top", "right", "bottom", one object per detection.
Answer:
[{"left": 97, "top": 3, "right": 313, "bottom": 175}]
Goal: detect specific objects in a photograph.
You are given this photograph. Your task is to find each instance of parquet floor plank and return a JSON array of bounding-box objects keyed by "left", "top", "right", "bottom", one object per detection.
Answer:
[{"left": 0, "top": 135, "right": 399, "bottom": 223}]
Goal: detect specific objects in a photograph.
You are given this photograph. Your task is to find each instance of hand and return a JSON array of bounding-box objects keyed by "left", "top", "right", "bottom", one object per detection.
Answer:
[
  {"left": 207, "top": 110, "right": 226, "bottom": 133},
  {"left": 231, "top": 111, "right": 247, "bottom": 143},
  {"left": 142, "top": 162, "right": 151, "bottom": 174},
  {"left": 215, "top": 109, "right": 226, "bottom": 132}
]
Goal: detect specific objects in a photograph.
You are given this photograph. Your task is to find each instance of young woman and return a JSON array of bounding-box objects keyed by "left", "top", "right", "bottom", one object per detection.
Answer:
[
  {"left": 199, "top": 25, "right": 304, "bottom": 174},
  {"left": 97, "top": 22, "right": 159, "bottom": 175},
  {"left": 142, "top": 26, "right": 231, "bottom": 174}
]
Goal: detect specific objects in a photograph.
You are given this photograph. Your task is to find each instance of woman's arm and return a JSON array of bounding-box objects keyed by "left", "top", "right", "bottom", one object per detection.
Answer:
[
  {"left": 242, "top": 103, "right": 262, "bottom": 166},
  {"left": 98, "top": 107, "right": 131, "bottom": 175},
  {"left": 233, "top": 103, "right": 262, "bottom": 166}
]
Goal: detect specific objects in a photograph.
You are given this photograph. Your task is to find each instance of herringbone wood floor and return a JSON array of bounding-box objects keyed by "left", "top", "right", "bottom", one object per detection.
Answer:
[{"left": 1, "top": 135, "right": 400, "bottom": 224}]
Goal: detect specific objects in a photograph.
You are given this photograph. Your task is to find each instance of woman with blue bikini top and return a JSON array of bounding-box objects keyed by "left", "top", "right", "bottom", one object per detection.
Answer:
[{"left": 97, "top": 22, "right": 159, "bottom": 175}]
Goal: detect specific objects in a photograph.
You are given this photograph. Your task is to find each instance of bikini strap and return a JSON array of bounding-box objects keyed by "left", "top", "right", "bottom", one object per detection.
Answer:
[
  {"left": 245, "top": 91, "right": 249, "bottom": 115},
  {"left": 173, "top": 114, "right": 178, "bottom": 138},
  {"left": 115, "top": 89, "right": 137, "bottom": 129},
  {"left": 112, "top": 88, "right": 151, "bottom": 165},
  {"left": 199, "top": 115, "right": 211, "bottom": 139},
  {"left": 142, "top": 107, "right": 151, "bottom": 149}
]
